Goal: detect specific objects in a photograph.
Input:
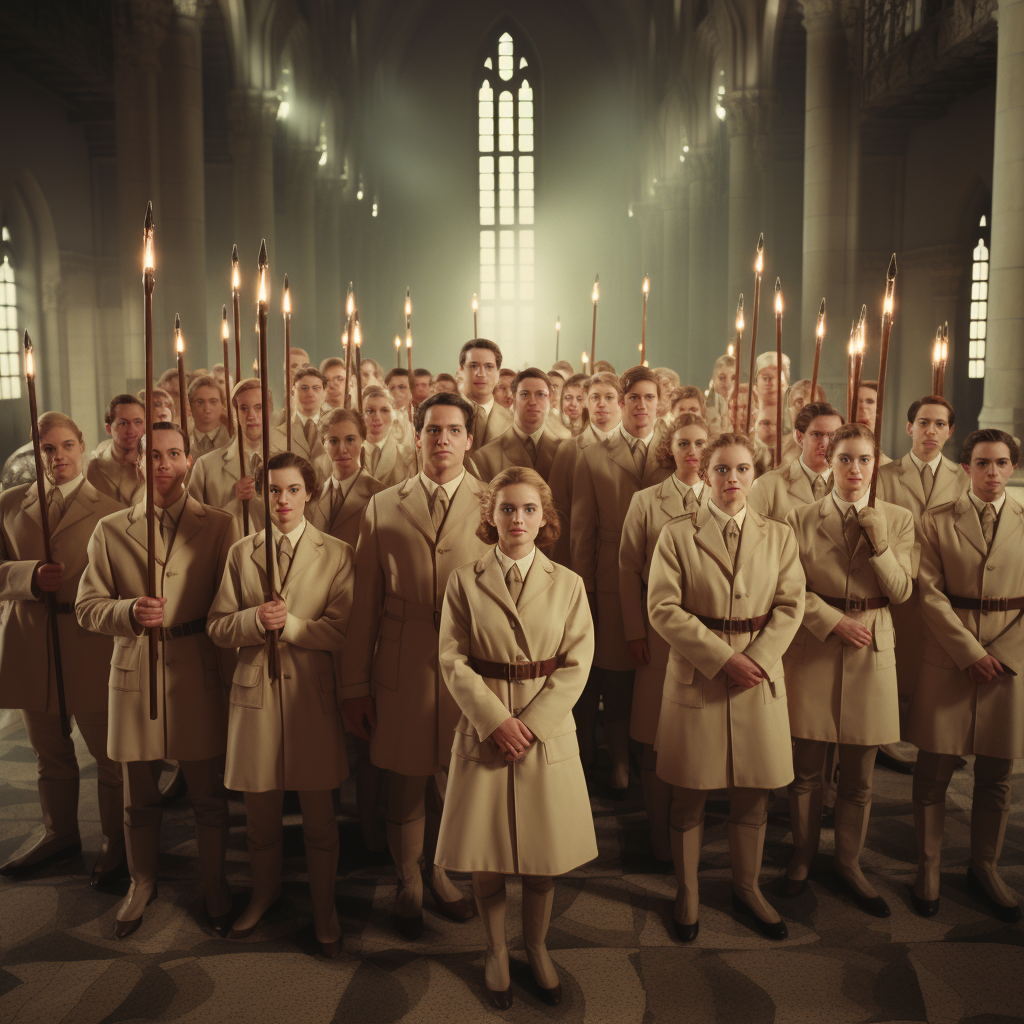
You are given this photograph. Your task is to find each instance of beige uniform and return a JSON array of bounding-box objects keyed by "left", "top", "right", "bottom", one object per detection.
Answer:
[
  {"left": 189, "top": 424, "right": 232, "bottom": 460},
  {"left": 362, "top": 435, "right": 418, "bottom": 488},
  {"left": 86, "top": 446, "right": 145, "bottom": 508},
  {"left": 546, "top": 410, "right": 572, "bottom": 440},
  {"left": 468, "top": 426, "right": 562, "bottom": 483},
  {"left": 748, "top": 459, "right": 831, "bottom": 519},
  {"left": 468, "top": 399, "right": 513, "bottom": 455},
  {"left": 285, "top": 413, "right": 328, "bottom": 469},
  {"left": 305, "top": 469, "right": 386, "bottom": 551},
  {"left": 547, "top": 424, "right": 603, "bottom": 567}
]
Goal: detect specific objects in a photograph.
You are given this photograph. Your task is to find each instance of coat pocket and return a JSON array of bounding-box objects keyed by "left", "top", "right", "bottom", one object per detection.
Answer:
[
  {"left": 231, "top": 664, "right": 264, "bottom": 709},
  {"left": 371, "top": 615, "right": 403, "bottom": 691},
  {"left": 318, "top": 670, "right": 338, "bottom": 712},
  {"left": 544, "top": 730, "right": 580, "bottom": 764},
  {"left": 873, "top": 627, "right": 897, "bottom": 670},
  {"left": 762, "top": 672, "right": 786, "bottom": 704},
  {"left": 109, "top": 639, "right": 142, "bottom": 692},
  {"left": 665, "top": 675, "right": 704, "bottom": 708},
  {"left": 921, "top": 642, "right": 958, "bottom": 671},
  {"left": 452, "top": 728, "right": 498, "bottom": 763}
]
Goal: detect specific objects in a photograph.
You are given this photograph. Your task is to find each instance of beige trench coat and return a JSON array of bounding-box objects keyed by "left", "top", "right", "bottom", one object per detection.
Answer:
[
  {"left": 468, "top": 401, "right": 513, "bottom": 455},
  {"left": 618, "top": 477, "right": 700, "bottom": 743},
  {"left": 571, "top": 430, "right": 671, "bottom": 670},
  {"left": 86, "top": 446, "right": 145, "bottom": 508},
  {"left": 283, "top": 414, "right": 328, "bottom": 477},
  {"left": 548, "top": 425, "right": 601, "bottom": 567},
  {"left": 188, "top": 423, "right": 232, "bottom": 459},
  {"left": 783, "top": 498, "right": 914, "bottom": 745},
  {"left": 908, "top": 492, "right": 1024, "bottom": 759},
  {"left": 468, "top": 427, "right": 562, "bottom": 483},
  {"left": 363, "top": 435, "right": 419, "bottom": 488},
  {"left": 305, "top": 469, "right": 386, "bottom": 551},
  {"left": 343, "top": 473, "right": 493, "bottom": 776},
  {"left": 649, "top": 504, "right": 805, "bottom": 790},
  {"left": 435, "top": 549, "right": 597, "bottom": 875},
  {"left": 748, "top": 459, "right": 830, "bottom": 519},
  {"left": 207, "top": 525, "right": 354, "bottom": 792},
  {"left": 0, "top": 481, "right": 122, "bottom": 714},
  {"left": 75, "top": 497, "right": 239, "bottom": 763}
]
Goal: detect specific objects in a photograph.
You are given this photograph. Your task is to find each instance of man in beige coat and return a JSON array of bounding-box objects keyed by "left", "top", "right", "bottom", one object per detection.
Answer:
[
  {"left": 469, "top": 368, "right": 563, "bottom": 483},
  {"left": 459, "top": 340, "right": 513, "bottom": 454},
  {"left": 342, "top": 391, "right": 492, "bottom": 938},
  {"left": 0, "top": 412, "right": 126, "bottom": 885},
  {"left": 77, "top": 422, "right": 239, "bottom": 938},
  {"left": 282, "top": 367, "right": 328, "bottom": 468},
  {"left": 187, "top": 376, "right": 231, "bottom": 459},
  {"left": 87, "top": 394, "right": 146, "bottom": 508},
  {"left": 908, "top": 428, "right": 1023, "bottom": 923}
]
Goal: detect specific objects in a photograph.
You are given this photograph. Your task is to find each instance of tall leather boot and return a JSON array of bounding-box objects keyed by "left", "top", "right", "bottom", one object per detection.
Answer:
[
  {"left": 91, "top": 781, "right": 127, "bottom": 888},
  {"left": 968, "top": 806, "right": 1022, "bottom": 922},
  {"left": 668, "top": 822, "right": 702, "bottom": 941},
  {"left": 228, "top": 837, "right": 283, "bottom": 938},
  {"left": 474, "top": 878, "right": 512, "bottom": 1009},
  {"left": 116, "top": 821, "right": 160, "bottom": 938},
  {"left": 784, "top": 788, "right": 823, "bottom": 896},
  {"left": 833, "top": 798, "right": 890, "bottom": 917},
  {"left": 195, "top": 822, "right": 232, "bottom": 931},
  {"left": 305, "top": 839, "right": 343, "bottom": 953},
  {"left": 641, "top": 746, "right": 672, "bottom": 862},
  {"left": 522, "top": 876, "right": 561, "bottom": 1005},
  {"left": 0, "top": 777, "right": 81, "bottom": 876},
  {"left": 729, "top": 821, "right": 787, "bottom": 939},
  {"left": 387, "top": 815, "right": 425, "bottom": 939},
  {"left": 912, "top": 800, "right": 944, "bottom": 916},
  {"left": 606, "top": 718, "right": 631, "bottom": 793}
]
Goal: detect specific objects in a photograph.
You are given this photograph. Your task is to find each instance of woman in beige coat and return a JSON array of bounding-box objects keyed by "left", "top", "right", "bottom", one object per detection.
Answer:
[
  {"left": 362, "top": 385, "right": 418, "bottom": 487},
  {"left": 437, "top": 467, "right": 596, "bottom": 1010},
  {"left": 619, "top": 413, "right": 707, "bottom": 861},
  {"left": 649, "top": 432, "right": 805, "bottom": 942},
  {"left": 782, "top": 422, "right": 915, "bottom": 916},
  {"left": 208, "top": 452, "right": 356, "bottom": 957}
]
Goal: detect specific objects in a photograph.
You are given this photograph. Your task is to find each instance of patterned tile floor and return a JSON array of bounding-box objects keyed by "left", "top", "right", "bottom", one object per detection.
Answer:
[{"left": 0, "top": 717, "right": 1022, "bottom": 1024}]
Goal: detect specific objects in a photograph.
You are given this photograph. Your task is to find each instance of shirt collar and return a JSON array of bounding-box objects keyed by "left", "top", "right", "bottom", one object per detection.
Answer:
[
  {"left": 513, "top": 423, "right": 546, "bottom": 446},
  {"left": 331, "top": 469, "right": 359, "bottom": 497},
  {"left": 419, "top": 469, "right": 466, "bottom": 501},
  {"left": 707, "top": 498, "right": 746, "bottom": 531},
  {"left": 158, "top": 489, "right": 189, "bottom": 528},
  {"left": 589, "top": 423, "right": 609, "bottom": 442},
  {"left": 363, "top": 437, "right": 388, "bottom": 452},
  {"left": 969, "top": 489, "right": 1006, "bottom": 516},
  {"left": 46, "top": 474, "right": 84, "bottom": 502},
  {"left": 831, "top": 490, "right": 869, "bottom": 516},
  {"left": 798, "top": 456, "right": 832, "bottom": 482},
  {"left": 494, "top": 543, "right": 537, "bottom": 579},
  {"left": 909, "top": 450, "right": 943, "bottom": 473},
  {"left": 272, "top": 516, "right": 307, "bottom": 545},
  {"left": 295, "top": 410, "right": 318, "bottom": 427},
  {"left": 672, "top": 476, "right": 703, "bottom": 502},
  {"left": 478, "top": 398, "right": 494, "bottom": 416},
  {"left": 619, "top": 423, "right": 655, "bottom": 449}
]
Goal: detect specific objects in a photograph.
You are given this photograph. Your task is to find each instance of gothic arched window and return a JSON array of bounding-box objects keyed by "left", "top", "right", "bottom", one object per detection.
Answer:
[
  {"left": 968, "top": 214, "right": 990, "bottom": 380},
  {"left": 478, "top": 30, "right": 535, "bottom": 348},
  {"left": 0, "top": 226, "right": 20, "bottom": 401}
]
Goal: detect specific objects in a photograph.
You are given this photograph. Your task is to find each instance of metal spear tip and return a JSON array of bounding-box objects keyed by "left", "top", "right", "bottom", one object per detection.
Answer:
[
  {"left": 737, "top": 294, "right": 744, "bottom": 312},
  {"left": 258, "top": 239, "right": 268, "bottom": 269},
  {"left": 819, "top": 297, "right": 826, "bottom": 316},
  {"left": 756, "top": 233, "right": 764, "bottom": 251},
  {"left": 887, "top": 253, "right": 897, "bottom": 280},
  {"left": 175, "top": 313, "right": 180, "bottom": 330},
  {"left": 144, "top": 202, "right": 154, "bottom": 232},
  {"left": 231, "top": 244, "right": 239, "bottom": 265},
  {"left": 284, "top": 273, "right": 289, "bottom": 290},
  {"left": 942, "top": 321, "right": 949, "bottom": 340}
]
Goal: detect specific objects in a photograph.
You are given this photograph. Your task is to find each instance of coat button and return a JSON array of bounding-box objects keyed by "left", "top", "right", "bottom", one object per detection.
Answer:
[
  {"left": 986, "top": 565, "right": 995, "bottom": 571},
  {"left": 437, "top": 547, "right": 447, "bottom": 554},
  {"left": 513, "top": 707, "right": 522, "bottom": 714}
]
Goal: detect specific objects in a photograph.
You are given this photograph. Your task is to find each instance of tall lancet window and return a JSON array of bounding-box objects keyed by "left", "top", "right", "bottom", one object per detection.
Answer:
[
  {"left": 478, "top": 30, "right": 535, "bottom": 349},
  {"left": 968, "top": 214, "right": 990, "bottom": 380},
  {"left": 0, "top": 226, "right": 20, "bottom": 400}
]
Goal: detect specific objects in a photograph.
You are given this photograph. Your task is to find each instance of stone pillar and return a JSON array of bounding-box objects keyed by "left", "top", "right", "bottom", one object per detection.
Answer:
[
  {"left": 158, "top": 0, "right": 208, "bottom": 366},
  {"left": 979, "top": 0, "right": 1024, "bottom": 439},
  {"left": 800, "top": 0, "right": 855, "bottom": 392},
  {"left": 279, "top": 141, "right": 320, "bottom": 356},
  {"left": 658, "top": 178, "right": 689, "bottom": 374}
]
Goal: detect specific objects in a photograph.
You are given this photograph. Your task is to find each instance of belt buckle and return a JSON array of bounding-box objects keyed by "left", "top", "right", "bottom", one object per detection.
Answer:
[
  {"left": 981, "top": 596, "right": 1004, "bottom": 612},
  {"left": 847, "top": 597, "right": 863, "bottom": 613},
  {"left": 510, "top": 662, "right": 529, "bottom": 681},
  {"left": 168, "top": 623, "right": 184, "bottom": 638}
]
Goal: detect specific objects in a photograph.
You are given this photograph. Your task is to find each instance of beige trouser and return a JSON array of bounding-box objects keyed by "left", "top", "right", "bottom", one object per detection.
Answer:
[{"left": 244, "top": 788, "right": 341, "bottom": 944}]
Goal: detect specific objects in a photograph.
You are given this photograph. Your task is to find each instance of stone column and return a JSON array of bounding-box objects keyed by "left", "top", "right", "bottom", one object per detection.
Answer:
[
  {"left": 980, "top": 0, "right": 1024, "bottom": 438},
  {"left": 687, "top": 147, "right": 717, "bottom": 376},
  {"left": 657, "top": 178, "right": 689, "bottom": 372},
  {"left": 315, "top": 177, "right": 344, "bottom": 357},
  {"left": 279, "top": 141, "right": 320, "bottom": 356}
]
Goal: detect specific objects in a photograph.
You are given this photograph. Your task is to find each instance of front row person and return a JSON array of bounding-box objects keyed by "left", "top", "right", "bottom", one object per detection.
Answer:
[
  {"left": 436, "top": 467, "right": 596, "bottom": 1009},
  {"left": 76, "top": 422, "right": 239, "bottom": 938},
  {"left": 782, "top": 422, "right": 914, "bottom": 914},
  {"left": 908, "top": 428, "right": 1024, "bottom": 922},
  {"left": 648, "top": 432, "right": 805, "bottom": 942},
  {"left": 208, "top": 452, "right": 355, "bottom": 957}
]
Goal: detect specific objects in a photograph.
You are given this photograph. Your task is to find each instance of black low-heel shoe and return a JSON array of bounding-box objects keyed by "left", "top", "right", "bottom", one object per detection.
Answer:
[
  {"left": 672, "top": 918, "right": 699, "bottom": 943},
  {"left": 486, "top": 985, "right": 513, "bottom": 1010},
  {"left": 966, "top": 866, "right": 1022, "bottom": 923},
  {"left": 835, "top": 875, "right": 891, "bottom": 918},
  {"left": 731, "top": 893, "right": 788, "bottom": 940},
  {"left": 910, "top": 886, "right": 940, "bottom": 918},
  {"left": 533, "top": 979, "right": 562, "bottom": 1006}
]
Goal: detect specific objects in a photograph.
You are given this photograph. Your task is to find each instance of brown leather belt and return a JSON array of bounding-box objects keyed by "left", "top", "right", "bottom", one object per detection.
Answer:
[
  {"left": 470, "top": 654, "right": 566, "bottom": 681},
  {"left": 694, "top": 613, "right": 770, "bottom": 635},
  {"left": 158, "top": 616, "right": 208, "bottom": 640},
  {"left": 947, "top": 594, "right": 1024, "bottom": 612},
  {"left": 811, "top": 593, "right": 890, "bottom": 613}
]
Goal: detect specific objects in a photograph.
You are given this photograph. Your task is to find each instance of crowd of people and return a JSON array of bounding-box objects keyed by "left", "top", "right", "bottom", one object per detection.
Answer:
[{"left": 0, "top": 336, "right": 1020, "bottom": 1009}]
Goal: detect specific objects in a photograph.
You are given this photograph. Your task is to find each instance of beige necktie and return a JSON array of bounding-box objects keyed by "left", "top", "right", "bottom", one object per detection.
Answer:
[
  {"left": 922, "top": 463, "right": 935, "bottom": 503},
  {"left": 632, "top": 439, "right": 648, "bottom": 477},
  {"left": 304, "top": 418, "right": 317, "bottom": 448},
  {"left": 158, "top": 510, "right": 174, "bottom": 564},
  {"left": 523, "top": 436, "right": 537, "bottom": 466},
  {"left": 812, "top": 475, "right": 825, "bottom": 501},
  {"left": 981, "top": 502, "right": 997, "bottom": 548},
  {"left": 250, "top": 451, "right": 262, "bottom": 479},
  {"left": 505, "top": 563, "right": 524, "bottom": 605},
  {"left": 196, "top": 434, "right": 212, "bottom": 457},
  {"left": 370, "top": 446, "right": 382, "bottom": 476},
  {"left": 724, "top": 519, "right": 740, "bottom": 567},
  {"left": 430, "top": 486, "right": 449, "bottom": 531},
  {"left": 277, "top": 535, "right": 293, "bottom": 589},
  {"left": 47, "top": 488, "right": 64, "bottom": 533},
  {"left": 844, "top": 506, "right": 860, "bottom": 555},
  {"left": 683, "top": 487, "right": 697, "bottom": 511},
  {"left": 328, "top": 481, "right": 343, "bottom": 522}
]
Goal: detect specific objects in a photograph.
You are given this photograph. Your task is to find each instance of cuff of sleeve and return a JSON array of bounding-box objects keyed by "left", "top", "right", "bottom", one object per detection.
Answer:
[
  {"left": 690, "top": 638, "right": 736, "bottom": 682},
  {"left": 474, "top": 706, "right": 513, "bottom": 744},
  {"left": 810, "top": 607, "right": 844, "bottom": 643},
  {"left": 954, "top": 642, "right": 990, "bottom": 672},
  {"left": 255, "top": 607, "right": 266, "bottom": 636},
  {"left": 127, "top": 601, "right": 145, "bottom": 638}
]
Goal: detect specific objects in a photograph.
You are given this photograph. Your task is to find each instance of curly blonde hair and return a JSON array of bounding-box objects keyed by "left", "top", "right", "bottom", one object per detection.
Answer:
[
  {"left": 476, "top": 466, "right": 561, "bottom": 546},
  {"left": 655, "top": 413, "right": 710, "bottom": 469}
]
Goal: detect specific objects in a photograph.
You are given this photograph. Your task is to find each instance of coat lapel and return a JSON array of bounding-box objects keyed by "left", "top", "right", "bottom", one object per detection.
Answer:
[
  {"left": 439, "top": 475, "right": 483, "bottom": 539},
  {"left": 281, "top": 525, "right": 322, "bottom": 591},
  {"left": 692, "top": 502, "right": 734, "bottom": 577},
  {"left": 605, "top": 432, "right": 640, "bottom": 484},
  {"left": 734, "top": 506, "right": 766, "bottom": 576},
  {"left": 535, "top": 431, "right": 560, "bottom": 479},
  {"left": 475, "top": 551, "right": 522, "bottom": 629},
  {"left": 897, "top": 454, "right": 928, "bottom": 509},
  {"left": 249, "top": 532, "right": 273, "bottom": 592},
  {"left": 953, "top": 491, "right": 988, "bottom": 558},
  {"left": 51, "top": 482, "right": 94, "bottom": 539},
  {"left": 516, "top": 550, "right": 556, "bottom": 658},
  {"left": 786, "top": 460, "right": 815, "bottom": 505},
  {"left": 817, "top": 496, "right": 850, "bottom": 560},
  {"left": 987, "top": 494, "right": 1023, "bottom": 564},
  {"left": 125, "top": 502, "right": 150, "bottom": 555},
  {"left": 168, "top": 497, "right": 205, "bottom": 565},
  {"left": 20, "top": 486, "right": 43, "bottom": 534},
  {"left": 658, "top": 477, "right": 688, "bottom": 520},
  {"left": 932, "top": 455, "right": 966, "bottom": 508},
  {"left": 397, "top": 476, "right": 436, "bottom": 543}
]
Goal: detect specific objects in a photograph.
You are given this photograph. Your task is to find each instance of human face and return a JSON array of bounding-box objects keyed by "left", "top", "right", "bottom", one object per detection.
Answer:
[
  {"left": 728, "top": 389, "right": 751, "bottom": 428},
  {"left": 587, "top": 383, "right": 621, "bottom": 431},
  {"left": 671, "top": 424, "right": 707, "bottom": 484},
  {"left": 363, "top": 395, "right": 393, "bottom": 444},
  {"left": 705, "top": 443, "right": 754, "bottom": 514},
  {"left": 907, "top": 403, "right": 952, "bottom": 462},
  {"left": 152, "top": 395, "right": 174, "bottom": 423},
  {"left": 190, "top": 385, "right": 224, "bottom": 433},
  {"left": 548, "top": 375, "right": 563, "bottom": 407},
  {"left": 40, "top": 426, "right": 84, "bottom": 485},
  {"left": 714, "top": 366, "right": 736, "bottom": 398},
  {"left": 149, "top": 429, "right": 191, "bottom": 505},
  {"left": 107, "top": 403, "right": 145, "bottom": 456},
  {"left": 293, "top": 373, "right": 324, "bottom": 416},
  {"left": 964, "top": 441, "right": 1015, "bottom": 503},
  {"left": 361, "top": 362, "right": 383, "bottom": 387},
  {"left": 562, "top": 386, "right": 584, "bottom": 424},
  {"left": 323, "top": 366, "right": 346, "bottom": 406},
  {"left": 798, "top": 415, "right": 842, "bottom": 473},
  {"left": 416, "top": 404, "right": 473, "bottom": 483},
  {"left": 672, "top": 397, "right": 702, "bottom": 418},
  {"left": 236, "top": 389, "right": 266, "bottom": 445},
  {"left": 324, "top": 418, "right": 362, "bottom": 480},
  {"left": 288, "top": 351, "right": 308, "bottom": 382},
  {"left": 621, "top": 381, "right": 659, "bottom": 438},
  {"left": 755, "top": 366, "right": 782, "bottom": 406},
  {"left": 462, "top": 347, "right": 499, "bottom": 403},
  {"left": 492, "top": 378, "right": 513, "bottom": 409},
  {"left": 831, "top": 437, "right": 875, "bottom": 502},
  {"left": 432, "top": 378, "right": 457, "bottom": 395},
  {"left": 655, "top": 373, "right": 675, "bottom": 417},
  {"left": 213, "top": 366, "right": 228, "bottom": 390},
  {"left": 856, "top": 386, "right": 876, "bottom": 429},
  {"left": 788, "top": 386, "right": 809, "bottom": 423},
  {"left": 388, "top": 375, "right": 411, "bottom": 412},
  {"left": 514, "top": 376, "right": 551, "bottom": 434},
  {"left": 268, "top": 466, "right": 310, "bottom": 533},
  {"left": 411, "top": 375, "right": 432, "bottom": 406},
  {"left": 755, "top": 408, "right": 777, "bottom": 448},
  {"left": 490, "top": 483, "right": 546, "bottom": 559}
]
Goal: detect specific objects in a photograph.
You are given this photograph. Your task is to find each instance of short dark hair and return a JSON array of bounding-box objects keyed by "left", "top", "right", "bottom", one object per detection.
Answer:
[
  {"left": 794, "top": 402, "right": 842, "bottom": 435},
  {"left": 257, "top": 450, "right": 320, "bottom": 502},
  {"left": 414, "top": 390, "right": 475, "bottom": 433},
  {"left": 498, "top": 368, "right": 516, "bottom": 380},
  {"left": 620, "top": 365, "right": 661, "bottom": 398},
  {"left": 385, "top": 368, "right": 410, "bottom": 385},
  {"left": 106, "top": 394, "right": 145, "bottom": 424},
  {"left": 908, "top": 395, "right": 955, "bottom": 429},
  {"left": 152, "top": 420, "right": 188, "bottom": 445},
  {"left": 412, "top": 367, "right": 432, "bottom": 380},
  {"left": 959, "top": 428, "right": 1020, "bottom": 466},
  {"left": 458, "top": 338, "right": 503, "bottom": 369},
  {"left": 293, "top": 366, "right": 326, "bottom": 388},
  {"left": 319, "top": 356, "right": 345, "bottom": 373},
  {"left": 187, "top": 374, "right": 223, "bottom": 405},
  {"left": 510, "top": 368, "right": 552, "bottom": 394}
]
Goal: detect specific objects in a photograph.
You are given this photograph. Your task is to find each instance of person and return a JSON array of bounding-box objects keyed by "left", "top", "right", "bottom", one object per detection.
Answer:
[
  {"left": 279, "top": 367, "right": 327, "bottom": 470},
  {"left": 853, "top": 382, "right": 893, "bottom": 466},
  {"left": 754, "top": 406, "right": 779, "bottom": 455},
  {"left": 361, "top": 384, "right": 418, "bottom": 487},
  {"left": 436, "top": 467, "right": 596, "bottom": 1008},
  {"left": 649, "top": 432, "right": 804, "bottom": 942},
  {"left": 431, "top": 373, "right": 458, "bottom": 394},
  {"left": 907, "top": 428, "right": 1024, "bottom": 922},
  {"left": 594, "top": 359, "right": 617, "bottom": 375},
  {"left": 706, "top": 354, "right": 736, "bottom": 422},
  {"left": 212, "top": 363, "right": 231, "bottom": 395},
  {"left": 782, "top": 422, "right": 914, "bottom": 915},
  {"left": 208, "top": 452, "right": 354, "bottom": 957},
  {"left": 619, "top": 413, "right": 708, "bottom": 861},
  {"left": 469, "top": 368, "right": 561, "bottom": 482},
  {"left": 385, "top": 367, "right": 414, "bottom": 418},
  {"left": 319, "top": 357, "right": 348, "bottom": 411},
  {"left": 748, "top": 402, "right": 844, "bottom": 518},
  {"left": 669, "top": 385, "right": 706, "bottom": 418},
  {"left": 753, "top": 351, "right": 789, "bottom": 420},
  {"left": 411, "top": 368, "right": 433, "bottom": 410},
  {"left": 360, "top": 358, "right": 386, "bottom": 390},
  {"left": 492, "top": 368, "right": 515, "bottom": 411},
  {"left": 187, "top": 375, "right": 230, "bottom": 458},
  {"left": 653, "top": 367, "right": 679, "bottom": 421},
  {"left": 76, "top": 422, "right": 238, "bottom": 938},
  {"left": 342, "top": 391, "right": 491, "bottom": 938},
  {"left": 287, "top": 347, "right": 310, "bottom": 385},
  {"left": 727, "top": 382, "right": 757, "bottom": 437},
  {"left": 559, "top": 373, "right": 587, "bottom": 436},
  {"left": 0, "top": 412, "right": 126, "bottom": 885},
  {"left": 459, "top": 339, "right": 513, "bottom": 453},
  {"left": 545, "top": 370, "right": 572, "bottom": 439},
  {"left": 148, "top": 388, "right": 176, "bottom": 424},
  {"left": 571, "top": 366, "right": 671, "bottom": 792},
  {"left": 156, "top": 369, "right": 184, "bottom": 424},
  {"left": 779, "top": 380, "right": 829, "bottom": 466},
  {"left": 88, "top": 395, "right": 146, "bottom": 508}
]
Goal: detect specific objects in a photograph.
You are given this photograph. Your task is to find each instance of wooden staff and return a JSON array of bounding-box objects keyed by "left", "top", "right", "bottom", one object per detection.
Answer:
[
  {"left": 745, "top": 235, "right": 764, "bottom": 433},
  {"left": 405, "top": 288, "right": 412, "bottom": 373},
  {"left": 774, "top": 279, "right": 783, "bottom": 469},
  {"left": 231, "top": 247, "right": 249, "bottom": 535},
  {"left": 555, "top": 316, "right": 561, "bottom": 361},
  {"left": 732, "top": 295, "right": 744, "bottom": 432},
  {"left": 343, "top": 284, "right": 354, "bottom": 409},
  {"left": 811, "top": 298, "right": 826, "bottom": 400},
  {"left": 868, "top": 254, "right": 898, "bottom": 506},
  {"left": 354, "top": 318, "right": 363, "bottom": 415},
  {"left": 472, "top": 293, "right": 478, "bottom": 337},
  {"left": 221, "top": 307, "right": 234, "bottom": 438},
  {"left": 257, "top": 240, "right": 281, "bottom": 682},
  {"left": 283, "top": 274, "right": 292, "bottom": 452},
  {"left": 851, "top": 307, "right": 867, "bottom": 423},
  {"left": 23, "top": 333, "right": 71, "bottom": 738},
  {"left": 174, "top": 315, "right": 188, "bottom": 454},
  {"left": 143, "top": 203, "right": 159, "bottom": 721},
  {"left": 590, "top": 275, "right": 600, "bottom": 367},
  {"left": 581, "top": 351, "right": 589, "bottom": 375},
  {"left": 640, "top": 275, "right": 650, "bottom": 366},
  {"left": 846, "top": 323, "right": 856, "bottom": 422}
]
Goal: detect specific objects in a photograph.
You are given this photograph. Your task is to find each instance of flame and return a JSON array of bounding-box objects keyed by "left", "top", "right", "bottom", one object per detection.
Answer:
[
  {"left": 258, "top": 268, "right": 267, "bottom": 305},
  {"left": 232, "top": 264, "right": 240, "bottom": 291},
  {"left": 354, "top": 323, "right": 362, "bottom": 348},
  {"left": 941, "top": 341, "right": 948, "bottom": 361},
  {"left": 405, "top": 293, "right": 412, "bottom": 318},
  {"left": 283, "top": 286, "right": 291, "bottom": 315},
  {"left": 346, "top": 292, "right": 354, "bottom": 318},
  {"left": 592, "top": 279, "right": 600, "bottom": 304},
  {"left": 556, "top": 318, "right": 561, "bottom": 332},
  {"left": 581, "top": 352, "right": 589, "bottom": 365},
  {"left": 25, "top": 345, "right": 34, "bottom": 378},
  {"left": 143, "top": 234, "right": 154, "bottom": 273},
  {"left": 775, "top": 291, "right": 783, "bottom": 316},
  {"left": 642, "top": 276, "right": 650, "bottom": 295},
  {"left": 472, "top": 294, "right": 478, "bottom": 313},
  {"left": 932, "top": 339, "right": 942, "bottom": 365},
  {"left": 736, "top": 312, "right": 745, "bottom": 333},
  {"left": 394, "top": 335, "right": 401, "bottom": 351},
  {"left": 221, "top": 316, "right": 229, "bottom": 340},
  {"left": 638, "top": 343, "right": 643, "bottom": 352},
  {"left": 406, "top": 333, "right": 412, "bottom": 349},
  {"left": 883, "top": 286, "right": 894, "bottom": 317},
  {"left": 816, "top": 318, "right": 825, "bottom": 339},
  {"left": 176, "top": 329, "right": 184, "bottom": 355},
  {"left": 727, "top": 343, "right": 734, "bottom": 358},
  {"left": 755, "top": 251, "right": 764, "bottom": 275}
]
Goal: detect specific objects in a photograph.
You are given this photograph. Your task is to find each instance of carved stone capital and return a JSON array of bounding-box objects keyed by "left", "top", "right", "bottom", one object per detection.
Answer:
[{"left": 724, "top": 90, "right": 771, "bottom": 138}]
